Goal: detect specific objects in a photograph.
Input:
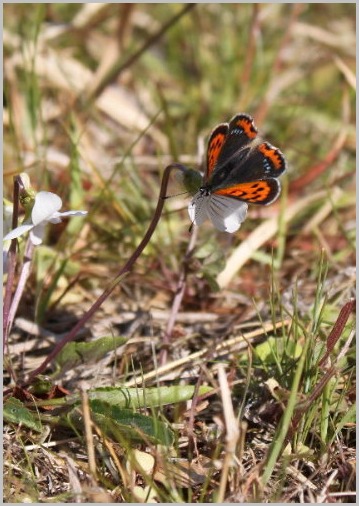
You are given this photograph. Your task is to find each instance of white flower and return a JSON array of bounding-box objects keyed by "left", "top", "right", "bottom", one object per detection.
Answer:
[
  {"left": 3, "top": 191, "right": 87, "bottom": 246},
  {"left": 188, "top": 192, "right": 248, "bottom": 233}
]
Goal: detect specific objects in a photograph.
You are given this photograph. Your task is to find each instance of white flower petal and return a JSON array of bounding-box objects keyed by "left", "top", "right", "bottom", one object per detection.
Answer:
[
  {"left": 30, "top": 223, "right": 46, "bottom": 245},
  {"left": 208, "top": 195, "right": 248, "bottom": 233},
  {"left": 51, "top": 210, "right": 88, "bottom": 221},
  {"left": 3, "top": 223, "right": 34, "bottom": 241},
  {"left": 47, "top": 214, "right": 62, "bottom": 224},
  {"left": 188, "top": 192, "right": 209, "bottom": 226},
  {"left": 188, "top": 192, "right": 248, "bottom": 233},
  {"left": 31, "top": 191, "right": 62, "bottom": 226}
]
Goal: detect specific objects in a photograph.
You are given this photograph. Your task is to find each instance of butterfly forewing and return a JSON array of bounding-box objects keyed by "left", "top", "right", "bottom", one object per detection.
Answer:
[
  {"left": 257, "top": 142, "right": 286, "bottom": 176},
  {"left": 206, "top": 124, "right": 228, "bottom": 180},
  {"left": 212, "top": 141, "right": 286, "bottom": 189},
  {"left": 213, "top": 114, "right": 258, "bottom": 172}
]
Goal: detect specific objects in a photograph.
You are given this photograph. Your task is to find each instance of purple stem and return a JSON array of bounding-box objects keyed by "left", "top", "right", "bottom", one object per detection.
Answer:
[
  {"left": 5, "top": 239, "right": 35, "bottom": 342},
  {"left": 3, "top": 177, "right": 20, "bottom": 350},
  {"left": 24, "top": 163, "right": 188, "bottom": 384}
]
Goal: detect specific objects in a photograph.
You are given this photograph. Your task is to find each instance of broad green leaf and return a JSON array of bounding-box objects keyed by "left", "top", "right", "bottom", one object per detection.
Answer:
[
  {"left": 87, "top": 384, "right": 213, "bottom": 409},
  {"left": 4, "top": 397, "right": 42, "bottom": 433},
  {"left": 55, "top": 335, "right": 127, "bottom": 372},
  {"left": 68, "top": 400, "right": 174, "bottom": 446},
  {"left": 254, "top": 336, "right": 302, "bottom": 364}
]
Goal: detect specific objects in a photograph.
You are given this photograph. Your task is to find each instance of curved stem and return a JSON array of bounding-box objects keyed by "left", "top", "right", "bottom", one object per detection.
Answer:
[
  {"left": 6, "top": 239, "right": 35, "bottom": 346},
  {"left": 3, "top": 177, "right": 20, "bottom": 349},
  {"left": 25, "top": 163, "right": 189, "bottom": 383}
]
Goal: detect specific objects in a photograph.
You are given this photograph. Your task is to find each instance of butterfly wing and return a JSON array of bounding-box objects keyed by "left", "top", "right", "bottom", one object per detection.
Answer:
[
  {"left": 206, "top": 123, "right": 229, "bottom": 181},
  {"left": 208, "top": 114, "right": 259, "bottom": 187},
  {"left": 236, "top": 142, "right": 286, "bottom": 180},
  {"left": 213, "top": 114, "right": 258, "bottom": 168},
  {"left": 208, "top": 113, "right": 286, "bottom": 201},
  {"left": 214, "top": 178, "right": 281, "bottom": 205}
]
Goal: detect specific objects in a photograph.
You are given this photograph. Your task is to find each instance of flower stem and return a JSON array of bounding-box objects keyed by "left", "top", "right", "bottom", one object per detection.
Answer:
[
  {"left": 6, "top": 239, "right": 35, "bottom": 344},
  {"left": 3, "top": 177, "right": 21, "bottom": 350},
  {"left": 25, "top": 163, "right": 189, "bottom": 384}
]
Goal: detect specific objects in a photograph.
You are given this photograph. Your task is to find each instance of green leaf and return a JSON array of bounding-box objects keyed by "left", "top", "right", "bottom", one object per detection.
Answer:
[
  {"left": 55, "top": 335, "right": 127, "bottom": 372},
  {"left": 68, "top": 400, "right": 174, "bottom": 446},
  {"left": 330, "top": 404, "right": 356, "bottom": 444},
  {"left": 254, "top": 336, "right": 302, "bottom": 364},
  {"left": 201, "top": 271, "right": 220, "bottom": 291},
  {"left": 28, "top": 375, "right": 53, "bottom": 395},
  {"left": 87, "top": 384, "right": 213, "bottom": 409},
  {"left": 4, "top": 397, "right": 42, "bottom": 433}
]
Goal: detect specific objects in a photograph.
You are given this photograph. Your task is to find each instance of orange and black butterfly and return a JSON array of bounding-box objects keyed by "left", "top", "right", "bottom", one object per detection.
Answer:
[{"left": 188, "top": 113, "right": 287, "bottom": 233}]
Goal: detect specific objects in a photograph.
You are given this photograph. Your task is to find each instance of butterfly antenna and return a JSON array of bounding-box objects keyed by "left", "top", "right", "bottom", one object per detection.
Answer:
[{"left": 163, "top": 190, "right": 191, "bottom": 200}]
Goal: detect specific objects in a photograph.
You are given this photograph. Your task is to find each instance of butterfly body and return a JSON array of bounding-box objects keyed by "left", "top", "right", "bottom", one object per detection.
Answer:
[{"left": 188, "top": 113, "right": 287, "bottom": 232}]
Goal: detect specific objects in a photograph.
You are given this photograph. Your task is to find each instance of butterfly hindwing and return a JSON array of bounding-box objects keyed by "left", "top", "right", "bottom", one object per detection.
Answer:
[
  {"left": 214, "top": 178, "right": 281, "bottom": 205},
  {"left": 215, "top": 141, "right": 286, "bottom": 187}
]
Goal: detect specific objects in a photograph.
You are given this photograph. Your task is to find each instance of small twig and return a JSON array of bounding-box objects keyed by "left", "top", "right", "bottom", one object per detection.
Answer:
[
  {"left": 186, "top": 368, "right": 204, "bottom": 461},
  {"left": 316, "top": 469, "right": 339, "bottom": 503},
  {"left": 93, "top": 425, "right": 129, "bottom": 488},
  {"left": 80, "top": 387, "right": 97, "bottom": 482},
  {"left": 24, "top": 163, "right": 188, "bottom": 384},
  {"left": 85, "top": 4, "right": 196, "bottom": 101}
]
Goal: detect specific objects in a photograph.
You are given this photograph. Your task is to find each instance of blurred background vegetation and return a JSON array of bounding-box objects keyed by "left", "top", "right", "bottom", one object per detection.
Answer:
[{"left": 3, "top": 3, "right": 355, "bottom": 503}]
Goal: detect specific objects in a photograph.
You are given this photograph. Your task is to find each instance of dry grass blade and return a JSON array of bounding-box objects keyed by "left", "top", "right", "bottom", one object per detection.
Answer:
[
  {"left": 217, "top": 190, "right": 330, "bottom": 288},
  {"left": 124, "top": 319, "right": 290, "bottom": 387},
  {"left": 216, "top": 363, "right": 240, "bottom": 502}
]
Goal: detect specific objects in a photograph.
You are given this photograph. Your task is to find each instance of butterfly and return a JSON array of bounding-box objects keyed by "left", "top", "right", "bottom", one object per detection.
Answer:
[{"left": 188, "top": 113, "right": 287, "bottom": 233}]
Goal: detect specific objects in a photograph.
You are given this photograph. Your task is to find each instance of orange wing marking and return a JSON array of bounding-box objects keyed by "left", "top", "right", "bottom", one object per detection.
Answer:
[
  {"left": 259, "top": 143, "right": 284, "bottom": 171},
  {"left": 215, "top": 181, "right": 272, "bottom": 203},
  {"left": 235, "top": 117, "right": 257, "bottom": 139},
  {"left": 207, "top": 132, "right": 226, "bottom": 176}
]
